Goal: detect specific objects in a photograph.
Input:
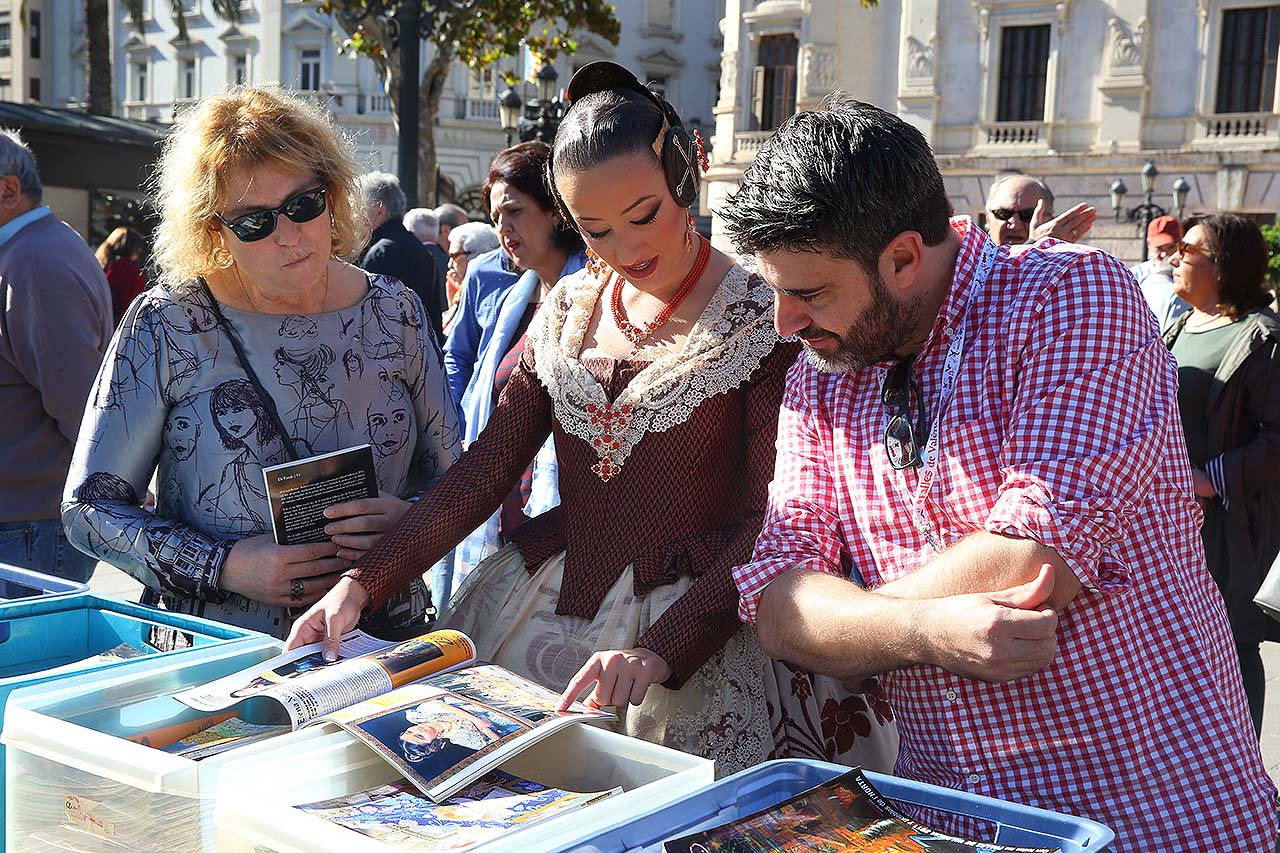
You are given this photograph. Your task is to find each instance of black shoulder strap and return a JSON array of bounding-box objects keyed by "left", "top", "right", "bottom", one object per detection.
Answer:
[{"left": 198, "top": 278, "right": 301, "bottom": 462}]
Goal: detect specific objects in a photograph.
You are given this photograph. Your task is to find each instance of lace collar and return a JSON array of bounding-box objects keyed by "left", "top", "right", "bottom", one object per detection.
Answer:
[{"left": 529, "top": 264, "right": 778, "bottom": 481}]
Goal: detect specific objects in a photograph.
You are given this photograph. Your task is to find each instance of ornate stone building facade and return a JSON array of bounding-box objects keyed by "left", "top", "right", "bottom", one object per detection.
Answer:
[
  {"left": 707, "top": 0, "right": 1280, "bottom": 259},
  {"left": 98, "top": 0, "right": 722, "bottom": 212}
]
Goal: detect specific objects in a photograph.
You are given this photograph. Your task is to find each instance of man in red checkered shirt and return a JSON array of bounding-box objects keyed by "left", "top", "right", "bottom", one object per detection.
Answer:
[{"left": 725, "top": 94, "right": 1276, "bottom": 850}]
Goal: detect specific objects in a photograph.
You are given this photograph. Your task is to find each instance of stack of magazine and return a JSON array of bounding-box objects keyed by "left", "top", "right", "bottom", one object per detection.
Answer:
[
  {"left": 166, "top": 629, "right": 617, "bottom": 851},
  {"left": 663, "top": 768, "right": 1061, "bottom": 853}
]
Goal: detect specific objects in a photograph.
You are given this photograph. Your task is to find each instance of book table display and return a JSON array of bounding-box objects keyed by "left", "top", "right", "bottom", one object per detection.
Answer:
[
  {"left": 0, "top": 592, "right": 274, "bottom": 848},
  {"left": 2, "top": 629, "right": 713, "bottom": 852}
]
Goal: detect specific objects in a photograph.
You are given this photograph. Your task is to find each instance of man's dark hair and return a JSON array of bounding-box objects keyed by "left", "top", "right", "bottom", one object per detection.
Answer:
[
  {"left": 721, "top": 92, "right": 952, "bottom": 272},
  {"left": 482, "top": 141, "right": 582, "bottom": 254},
  {"left": 1184, "top": 212, "right": 1273, "bottom": 317}
]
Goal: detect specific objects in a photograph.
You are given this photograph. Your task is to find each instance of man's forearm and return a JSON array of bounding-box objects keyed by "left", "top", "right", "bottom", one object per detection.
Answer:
[
  {"left": 755, "top": 557, "right": 1063, "bottom": 685},
  {"left": 756, "top": 570, "right": 927, "bottom": 681},
  {"left": 877, "top": 532, "right": 1079, "bottom": 610}
]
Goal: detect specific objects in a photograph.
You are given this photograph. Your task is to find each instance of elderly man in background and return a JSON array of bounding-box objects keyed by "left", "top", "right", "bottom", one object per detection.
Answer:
[
  {"left": 442, "top": 222, "right": 500, "bottom": 332},
  {"left": 1131, "top": 214, "right": 1189, "bottom": 331},
  {"left": 404, "top": 207, "right": 449, "bottom": 325},
  {"left": 983, "top": 173, "right": 1097, "bottom": 247},
  {"left": 357, "top": 172, "right": 443, "bottom": 338},
  {"left": 434, "top": 203, "right": 469, "bottom": 254},
  {"left": 0, "top": 129, "right": 112, "bottom": 583}
]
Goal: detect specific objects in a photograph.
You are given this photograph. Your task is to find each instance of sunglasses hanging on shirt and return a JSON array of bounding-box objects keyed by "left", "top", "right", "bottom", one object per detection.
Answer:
[{"left": 881, "top": 354, "right": 929, "bottom": 470}]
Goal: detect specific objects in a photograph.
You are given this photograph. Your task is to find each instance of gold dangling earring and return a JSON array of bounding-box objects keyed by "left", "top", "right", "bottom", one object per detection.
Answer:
[
  {"left": 210, "top": 231, "right": 234, "bottom": 270},
  {"left": 685, "top": 211, "right": 696, "bottom": 253}
]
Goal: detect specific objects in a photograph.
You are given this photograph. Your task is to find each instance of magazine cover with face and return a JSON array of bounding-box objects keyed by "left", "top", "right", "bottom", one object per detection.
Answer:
[{"left": 314, "top": 677, "right": 612, "bottom": 802}]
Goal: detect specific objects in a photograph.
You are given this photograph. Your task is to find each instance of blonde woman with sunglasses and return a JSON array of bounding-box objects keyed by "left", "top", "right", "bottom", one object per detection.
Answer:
[{"left": 62, "top": 87, "right": 461, "bottom": 638}]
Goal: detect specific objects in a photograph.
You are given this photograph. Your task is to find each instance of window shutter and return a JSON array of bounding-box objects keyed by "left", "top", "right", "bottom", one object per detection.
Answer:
[{"left": 751, "top": 65, "right": 765, "bottom": 131}]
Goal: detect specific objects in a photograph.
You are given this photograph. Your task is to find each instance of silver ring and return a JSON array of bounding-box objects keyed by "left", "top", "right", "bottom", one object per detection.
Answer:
[{"left": 290, "top": 578, "right": 305, "bottom": 601}]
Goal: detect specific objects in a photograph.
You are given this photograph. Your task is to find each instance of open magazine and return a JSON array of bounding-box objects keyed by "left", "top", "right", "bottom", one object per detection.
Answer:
[
  {"left": 663, "top": 768, "right": 1059, "bottom": 853},
  {"left": 173, "top": 630, "right": 613, "bottom": 802},
  {"left": 174, "top": 629, "right": 474, "bottom": 726},
  {"left": 299, "top": 772, "right": 618, "bottom": 852}
]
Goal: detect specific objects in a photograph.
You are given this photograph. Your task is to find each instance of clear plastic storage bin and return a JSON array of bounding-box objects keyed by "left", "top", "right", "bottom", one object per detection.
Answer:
[
  {"left": 214, "top": 722, "right": 715, "bottom": 853},
  {"left": 0, "top": 562, "right": 89, "bottom": 603},
  {"left": 1, "top": 632, "right": 325, "bottom": 852},
  {"left": 563, "top": 758, "right": 1116, "bottom": 853},
  {"left": 0, "top": 593, "right": 272, "bottom": 841}
]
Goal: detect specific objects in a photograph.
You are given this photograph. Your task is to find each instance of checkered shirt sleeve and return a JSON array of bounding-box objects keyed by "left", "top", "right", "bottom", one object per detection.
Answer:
[
  {"left": 981, "top": 246, "right": 1176, "bottom": 591},
  {"left": 735, "top": 358, "right": 847, "bottom": 624}
]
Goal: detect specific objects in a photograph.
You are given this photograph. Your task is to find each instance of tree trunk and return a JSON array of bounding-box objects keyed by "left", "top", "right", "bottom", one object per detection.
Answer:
[
  {"left": 418, "top": 50, "right": 452, "bottom": 205},
  {"left": 85, "top": 0, "right": 113, "bottom": 114}
]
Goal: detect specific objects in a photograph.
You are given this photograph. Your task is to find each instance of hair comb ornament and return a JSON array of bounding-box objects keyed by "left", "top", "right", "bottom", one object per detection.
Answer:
[{"left": 692, "top": 129, "right": 710, "bottom": 172}]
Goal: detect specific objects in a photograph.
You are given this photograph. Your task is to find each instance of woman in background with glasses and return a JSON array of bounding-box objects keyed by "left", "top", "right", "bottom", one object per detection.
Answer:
[
  {"left": 1164, "top": 212, "right": 1280, "bottom": 735},
  {"left": 62, "top": 87, "right": 460, "bottom": 638}
]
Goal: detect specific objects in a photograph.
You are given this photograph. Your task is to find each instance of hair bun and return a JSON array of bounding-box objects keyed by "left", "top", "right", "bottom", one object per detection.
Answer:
[{"left": 565, "top": 60, "right": 701, "bottom": 209}]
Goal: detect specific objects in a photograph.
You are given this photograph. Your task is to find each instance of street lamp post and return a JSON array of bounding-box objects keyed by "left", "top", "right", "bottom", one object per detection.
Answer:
[
  {"left": 497, "top": 63, "right": 569, "bottom": 146},
  {"left": 344, "top": 0, "right": 478, "bottom": 208},
  {"left": 1109, "top": 161, "right": 1193, "bottom": 261}
]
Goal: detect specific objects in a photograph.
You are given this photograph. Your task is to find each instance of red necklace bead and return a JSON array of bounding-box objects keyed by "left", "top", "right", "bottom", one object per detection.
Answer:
[{"left": 610, "top": 234, "right": 710, "bottom": 346}]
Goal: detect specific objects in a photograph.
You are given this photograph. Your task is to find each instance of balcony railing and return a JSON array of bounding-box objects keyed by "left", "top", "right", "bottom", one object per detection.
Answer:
[
  {"left": 455, "top": 97, "right": 499, "bottom": 122},
  {"left": 1199, "top": 111, "right": 1277, "bottom": 140},
  {"left": 978, "top": 121, "right": 1045, "bottom": 146},
  {"left": 123, "top": 102, "right": 159, "bottom": 121},
  {"left": 732, "top": 130, "right": 772, "bottom": 161}
]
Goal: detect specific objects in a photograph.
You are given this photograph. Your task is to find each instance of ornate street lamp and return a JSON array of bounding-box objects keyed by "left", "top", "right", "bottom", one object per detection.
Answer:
[
  {"left": 345, "top": 0, "right": 479, "bottom": 207},
  {"left": 1172, "top": 177, "right": 1191, "bottom": 220},
  {"left": 1109, "top": 161, "right": 1192, "bottom": 261},
  {"left": 498, "top": 86, "right": 523, "bottom": 146},
  {"left": 495, "top": 62, "right": 569, "bottom": 146},
  {"left": 535, "top": 62, "right": 558, "bottom": 102}
]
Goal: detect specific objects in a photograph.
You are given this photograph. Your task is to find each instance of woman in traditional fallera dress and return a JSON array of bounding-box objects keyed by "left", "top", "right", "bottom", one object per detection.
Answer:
[{"left": 289, "top": 62, "right": 897, "bottom": 773}]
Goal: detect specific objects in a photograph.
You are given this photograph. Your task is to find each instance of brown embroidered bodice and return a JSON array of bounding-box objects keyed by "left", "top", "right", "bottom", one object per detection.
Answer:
[{"left": 348, "top": 265, "right": 798, "bottom": 685}]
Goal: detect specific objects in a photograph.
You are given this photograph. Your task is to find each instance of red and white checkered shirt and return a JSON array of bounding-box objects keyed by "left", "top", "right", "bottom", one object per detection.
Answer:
[{"left": 735, "top": 218, "right": 1277, "bottom": 850}]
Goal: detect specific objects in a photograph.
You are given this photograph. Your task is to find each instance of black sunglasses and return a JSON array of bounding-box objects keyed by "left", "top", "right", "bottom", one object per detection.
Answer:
[
  {"left": 216, "top": 186, "right": 328, "bottom": 243},
  {"left": 989, "top": 207, "right": 1035, "bottom": 224},
  {"left": 881, "top": 355, "right": 928, "bottom": 470}
]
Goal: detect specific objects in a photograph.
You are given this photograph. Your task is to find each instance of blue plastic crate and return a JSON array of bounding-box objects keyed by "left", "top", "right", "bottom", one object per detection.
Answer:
[
  {"left": 563, "top": 759, "right": 1115, "bottom": 853},
  {"left": 0, "top": 592, "right": 271, "bottom": 839},
  {"left": 0, "top": 561, "right": 88, "bottom": 604}
]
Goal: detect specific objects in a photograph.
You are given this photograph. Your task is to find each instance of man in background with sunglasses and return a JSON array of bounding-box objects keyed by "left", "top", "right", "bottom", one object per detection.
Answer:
[
  {"left": 723, "top": 94, "right": 1274, "bottom": 851},
  {"left": 983, "top": 173, "right": 1096, "bottom": 248}
]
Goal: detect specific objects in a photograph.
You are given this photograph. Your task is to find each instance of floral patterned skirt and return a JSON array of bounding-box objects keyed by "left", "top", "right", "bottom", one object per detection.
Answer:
[{"left": 439, "top": 543, "right": 899, "bottom": 777}]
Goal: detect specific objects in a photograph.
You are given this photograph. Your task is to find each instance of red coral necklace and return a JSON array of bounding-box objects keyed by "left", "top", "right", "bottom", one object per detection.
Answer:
[{"left": 610, "top": 233, "right": 710, "bottom": 347}]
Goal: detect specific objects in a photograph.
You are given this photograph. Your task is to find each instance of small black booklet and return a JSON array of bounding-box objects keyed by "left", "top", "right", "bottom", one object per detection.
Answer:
[{"left": 262, "top": 444, "right": 378, "bottom": 545}]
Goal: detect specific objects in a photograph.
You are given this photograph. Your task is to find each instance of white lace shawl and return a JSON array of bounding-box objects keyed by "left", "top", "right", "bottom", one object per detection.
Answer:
[{"left": 528, "top": 264, "right": 779, "bottom": 482}]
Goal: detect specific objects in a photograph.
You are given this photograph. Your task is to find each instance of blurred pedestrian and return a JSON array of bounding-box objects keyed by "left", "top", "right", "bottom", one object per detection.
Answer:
[
  {"left": 404, "top": 207, "right": 449, "bottom": 322},
  {"left": 1132, "top": 214, "right": 1190, "bottom": 331},
  {"left": 0, "top": 128, "right": 112, "bottom": 583},
  {"left": 96, "top": 226, "right": 149, "bottom": 326},
  {"left": 983, "top": 173, "right": 1096, "bottom": 247},
  {"left": 357, "top": 173, "right": 444, "bottom": 339},
  {"left": 434, "top": 203, "right": 469, "bottom": 253},
  {"left": 442, "top": 222, "right": 499, "bottom": 332},
  {"left": 1165, "top": 212, "right": 1280, "bottom": 735},
  {"left": 439, "top": 141, "right": 582, "bottom": 597}
]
